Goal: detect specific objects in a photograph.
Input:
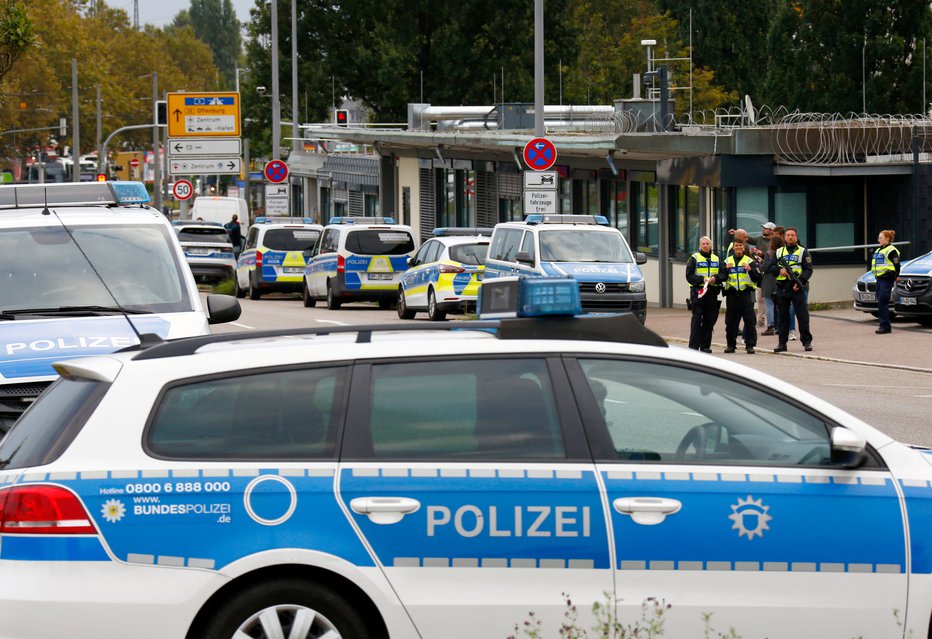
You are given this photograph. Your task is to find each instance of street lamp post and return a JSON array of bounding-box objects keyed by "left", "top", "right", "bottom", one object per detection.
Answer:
[{"left": 271, "top": 0, "right": 281, "bottom": 160}]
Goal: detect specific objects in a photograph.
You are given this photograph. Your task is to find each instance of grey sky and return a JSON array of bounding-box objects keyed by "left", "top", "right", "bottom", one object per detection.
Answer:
[{"left": 107, "top": 0, "right": 255, "bottom": 28}]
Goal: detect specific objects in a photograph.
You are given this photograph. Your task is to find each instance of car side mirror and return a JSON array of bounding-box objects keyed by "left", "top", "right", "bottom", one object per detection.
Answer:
[
  {"left": 830, "top": 427, "right": 867, "bottom": 468},
  {"left": 206, "top": 294, "right": 242, "bottom": 325},
  {"left": 516, "top": 251, "right": 535, "bottom": 265},
  {"left": 407, "top": 256, "right": 416, "bottom": 266},
  {"left": 636, "top": 252, "right": 648, "bottom": 265}
]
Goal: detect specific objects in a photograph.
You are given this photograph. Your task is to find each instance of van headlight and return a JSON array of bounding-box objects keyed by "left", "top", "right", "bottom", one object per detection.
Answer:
[{"left": 629, "top": 280, "right": 645, "bottom": 293}]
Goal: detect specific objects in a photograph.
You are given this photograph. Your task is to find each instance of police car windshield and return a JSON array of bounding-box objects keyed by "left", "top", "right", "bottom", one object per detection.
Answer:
[
  {"left": 449, "top": 243, "right": 489, "bottom": 265},
  {"left": 0, "top": 225, "right": 191, "bottom": 313},
  {"left": 262, "top": 228, "right": 320, "bottom": 251},
  {"left": 345, "top": 229, "right": 415, "bottom": 255},
  {"left": 538, "top": 229, "right": 634, "bottom": 263},
  {"left": 176, "top": 227, "right": 230, "bottom": 244}
]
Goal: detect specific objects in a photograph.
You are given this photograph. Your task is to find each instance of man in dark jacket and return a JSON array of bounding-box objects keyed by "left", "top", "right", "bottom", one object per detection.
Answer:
[
  {"left": 685, "top": 236, "right": 723, "bottom": 353},
  {"left": 770, "top": 227, "right": 813, "bottom": 352}
]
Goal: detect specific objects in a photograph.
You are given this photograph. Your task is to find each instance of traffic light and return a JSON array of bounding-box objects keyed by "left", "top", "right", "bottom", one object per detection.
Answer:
[
  {"left": 96, "top": 173, "right": 107, "bottom": 182},
  {"left": 155, "top": 100, "right": 167, "bottom": 126},
  {"left": 335, "top": 109, "right": 349, "bottom": 127}
]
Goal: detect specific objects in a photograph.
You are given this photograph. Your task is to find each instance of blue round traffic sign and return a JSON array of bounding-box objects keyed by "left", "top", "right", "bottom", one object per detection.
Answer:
[
  {"left": 523, "top": 137, "right": 557, "bottom": 171},
  {"left": 264, "top": 159, "right": 289, "bottom": 184}
]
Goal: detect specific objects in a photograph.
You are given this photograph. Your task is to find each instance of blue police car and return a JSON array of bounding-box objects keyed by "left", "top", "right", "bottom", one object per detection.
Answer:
[{"left": 0, "top": 280, "right": 929, "bottom": 638}]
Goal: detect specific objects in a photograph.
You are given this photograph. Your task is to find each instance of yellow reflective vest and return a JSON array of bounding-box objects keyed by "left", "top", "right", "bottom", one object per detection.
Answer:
[
  {"left": 871, "top": 244, "right": 899, "bottom": 277},
  {"left": 725, "top": 255, "right": 757, "bottom": 291},
  {"left": 776, "top": 245, "right": 805, "bottom": 281},
  {"left": 691, "top": 252, "right": 720, "bottom": 279}
]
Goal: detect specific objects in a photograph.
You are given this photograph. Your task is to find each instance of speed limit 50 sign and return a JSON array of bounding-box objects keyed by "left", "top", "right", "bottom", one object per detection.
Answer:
[{"left": 172, "top": 179, "right": 194, "bottom": 201}]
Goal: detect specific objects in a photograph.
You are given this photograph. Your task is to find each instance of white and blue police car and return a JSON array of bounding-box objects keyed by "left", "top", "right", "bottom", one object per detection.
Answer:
[
  {"left": 0, "top": 181, "right": 240, "bottom": 434},
  {"left": 0, "top": 279, "right": 930, "bottom": 638}
]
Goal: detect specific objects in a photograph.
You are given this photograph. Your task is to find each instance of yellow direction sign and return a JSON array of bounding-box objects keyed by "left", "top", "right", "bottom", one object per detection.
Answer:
[{"left": 167, "top": 92, "right": 241, "bottom": 138}]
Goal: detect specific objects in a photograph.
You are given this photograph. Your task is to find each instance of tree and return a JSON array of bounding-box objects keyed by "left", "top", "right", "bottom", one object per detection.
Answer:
[
  {"left": 763, "top": 0, "right": 932, "bottom": 114},
  {"left": 0, "top": 0, "right": 37, "bottom": 86},
  {"left": 182, "top": 0, "right": 241, "bottom": 89}
]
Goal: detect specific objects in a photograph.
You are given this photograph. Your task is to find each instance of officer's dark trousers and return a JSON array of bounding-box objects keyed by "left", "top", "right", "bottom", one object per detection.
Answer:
[
  {"left": 726, "top": 289, "right": 757, "bottom": 349},
  {"left": 876, "top": 277, "right": 894, "bottom": 332},
  {"left": 688, "top": 291, "right": 720, "bottom": 350},
  {"left": 776, "top": 284, "right": 812, "bottom": 346}
]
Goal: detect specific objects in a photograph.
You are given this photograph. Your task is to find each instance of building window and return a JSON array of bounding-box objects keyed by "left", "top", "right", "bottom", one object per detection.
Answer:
[
  {"left": 671, "top": 185, "right": 701, "bottom": 260},
  {"left": 334, "top": 200, "right": 347, "bottom": 217},
  {"left": 499, "top": 198, "right": 522, "bottom": 222},
  {"left": 811, "top": 182, "right": 861, "bottom": 264},
  {"left": 364, "top": 193, "right": 379, "bottom": 216},
  {"left": 572, "top": 179, "right": 598, "bottom": 215},
  {"left": 559, "top": 177, "right": 572, "bottom": 214},
  {"left": 600, "top": 180, "right": 629, "bottom": 240},
  {"left": 440, "top": 169, "right": 477, "bottom": 227},
  {"left": 712, "top": 187, "right": 730, "bottom": 256},
  {"left": 320, "top": 187, "right": 331, "bottom": 218},
  {"left": 773, "top": 187, "right": 808, "bottom": 245},
  {"left": 401, "top": 187, "right": 411, "bottom": 226},
  {"left": 633, "top": 182, "right": 659, "bottom": 254},
  {"left": 736, "top": 187, "right": 769, "bottom": 233}
]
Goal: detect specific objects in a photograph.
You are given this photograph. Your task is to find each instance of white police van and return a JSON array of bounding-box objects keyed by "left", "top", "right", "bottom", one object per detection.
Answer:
[
  {"left": 484, "top": 214, "right": 649, "bottom": 321},
  {"left": 234, "top": 217, "right": 323, "bottom": 300},
  {"left": 0, "top": 181, "right": 240, "bottom": 434},
  {"left": 304, "top": 217, "right": 416, "bottom": 309},
  {"left": 0, "top": 278, "right": 930, "bottom": 639}
]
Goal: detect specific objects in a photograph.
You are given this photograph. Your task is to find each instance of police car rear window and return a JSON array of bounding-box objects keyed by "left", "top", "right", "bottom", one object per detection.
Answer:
[
  {"left": 449, "top": 243, "right": 489, "bottom": 265},
  {"left": 0, "top": 378, "right": 108, "bottom": 470},
  {"left": 345, "top": 230, "right": 415, "bottom": 255},
  {"left": 146, "top": 366, "right": 346, "bottom": 460},
  {"left": 262, "top": 229, "right": 321, "bottom": 251},
  {"left": 177, "top": 228, "right": 230, "bottom": 243},
  {"left": 351, "top": 359, "right": 565, "bottom": 460}
]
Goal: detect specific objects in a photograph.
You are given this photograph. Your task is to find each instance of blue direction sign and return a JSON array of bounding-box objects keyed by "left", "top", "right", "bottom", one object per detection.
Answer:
[
  {"left": 264, "top": 159, "right": 289, "bottom": 184},
  {"left": 523, "top": 137, "right": 557, "bottom": 171}
]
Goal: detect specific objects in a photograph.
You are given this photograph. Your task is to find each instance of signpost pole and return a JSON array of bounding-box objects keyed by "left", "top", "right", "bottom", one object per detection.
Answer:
[
  {"left": 534, "top": 0, "right": 544, "bottom": 137},
  {"left": 271, "top": 0, "right": 281, "bottom": 160},
  {"left": 72, "top": 59, "right": 80, "bottom": 182},
  {"left": 243, "top": 137, "right": 251, "bottom": 224},
  {"left": 152, "top": 72, "right": 162, "bottom": 212}
]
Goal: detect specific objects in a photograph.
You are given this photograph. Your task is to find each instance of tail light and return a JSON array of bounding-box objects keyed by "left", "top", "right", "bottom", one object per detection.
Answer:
[
  {"left": 255, "top": 250, "right": 263, "bottom": 270},
  {"left": 337, "top": 254, "right": 345, "bottom": 273},
  {"left": 0, "top": 485, "right": 97, "bottom": 535},
  {"left": 439, "top": 264, "right": 466, "bottom": 274}
]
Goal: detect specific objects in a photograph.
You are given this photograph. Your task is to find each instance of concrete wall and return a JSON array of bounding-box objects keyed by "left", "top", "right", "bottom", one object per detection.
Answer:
[{"left": 397, "top": 156, "right": 421, "bottom": 239}]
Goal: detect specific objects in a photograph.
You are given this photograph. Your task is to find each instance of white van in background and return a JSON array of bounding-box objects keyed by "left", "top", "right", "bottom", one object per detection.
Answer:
[{"left": 189, "top": 195, "right": 249, "bottom": 226}]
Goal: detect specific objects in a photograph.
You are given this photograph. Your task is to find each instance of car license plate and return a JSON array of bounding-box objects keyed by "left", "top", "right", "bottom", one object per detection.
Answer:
[
  {"left": 369, "top": 273, "right": 393, "bottom": 280},
  {"left": 860, "top": 292, "right": 876, "bottom": 302},
  {"left": 900, "top": 296, "right": 918, "bottom": 305},
  {"left": 187, "top": 248, "right": 210, "bottom": 255},
  {"left": 283, "top": 266, "right": 304, "bottom": 273}
]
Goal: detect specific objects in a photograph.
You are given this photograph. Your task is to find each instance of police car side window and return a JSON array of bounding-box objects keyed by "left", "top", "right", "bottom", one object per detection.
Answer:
[
  {"left": 244, "top": 228, "right": 258, "bottom": 250},
  {"left": 424, "top": 241, "right": 442, "bottom": 263},
  {"left": 520, "top": 231, "right": 536, "bottom": 260},
  {"left": 146, "top": 366, "right": 347, "bottom": 460},
  {"left": 490, "top": 228, "right": 521, "bottom": 262},
  {"left": 357, "top": 358, "right": 565, "bottom": 460},
  {"left": 413, "top": 241, "right": 432, "bottom": 265},
  {"left": 576, "top": 359, "right": 834, "bottom": 467}
]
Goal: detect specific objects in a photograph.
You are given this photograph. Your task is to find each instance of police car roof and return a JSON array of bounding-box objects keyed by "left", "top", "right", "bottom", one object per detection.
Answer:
[
  {"left": 0, "top": 181, "right": 150, "bottom": 209},
  {"left": 0, "top": 204, "right": 167, "bottom": 228}
]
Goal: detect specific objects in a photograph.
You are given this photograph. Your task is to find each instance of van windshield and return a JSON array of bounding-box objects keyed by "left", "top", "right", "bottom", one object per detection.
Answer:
[
  {"left": 345, "top": 229, "right": 415, "bottom": 255},
  {"left": 538, "top": 230, "right": 634, "bottom": 263},
  {"left": 263, "top": 228, "right": 321, "bottom": 251},
  {"left": 0, "top": 224, "right": 192, "bottom": 313}
]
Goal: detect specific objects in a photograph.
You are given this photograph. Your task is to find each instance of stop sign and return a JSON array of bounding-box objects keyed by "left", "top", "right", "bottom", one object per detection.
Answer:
[{"left": 129, "top": 158, "right": 140, "bottom": 168}]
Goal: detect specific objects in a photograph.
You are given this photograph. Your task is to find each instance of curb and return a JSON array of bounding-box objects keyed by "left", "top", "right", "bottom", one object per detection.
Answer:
[{"left": 662, "top": 336, "right": 932, "bottom": 375}]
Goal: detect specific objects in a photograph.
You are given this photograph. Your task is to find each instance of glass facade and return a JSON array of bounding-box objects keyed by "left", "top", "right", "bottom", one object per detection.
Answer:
[
  {"left": 440, "top": 169, "right": 477, "bottom": 228},
  {"left": 671, "top": 185, "right": 701, "bottom": 259},
  {"left": 633, "top": 182, "right": 659, "bottom": 255},
  {"left": 600, "top": 179, "right": 629, "bottom": 240}
]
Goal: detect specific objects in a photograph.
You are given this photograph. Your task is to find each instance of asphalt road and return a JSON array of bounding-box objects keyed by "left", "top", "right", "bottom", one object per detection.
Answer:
[{"left": 212, "top": 293, "right": 932, "bottom": 446}]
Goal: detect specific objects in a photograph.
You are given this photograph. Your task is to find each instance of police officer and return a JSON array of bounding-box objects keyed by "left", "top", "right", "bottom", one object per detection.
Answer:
[
  {"left": 872, "top": 229, "right": 900, "bottom": 334},
  {"left": 771, "top": 227, "right": 813, "bottom": 352},
  {"left": 686, "top": 236, "right": 722, "bottom": 353},
  {"left": 722, "top": 241, "right": 762, "bottom": 354}
]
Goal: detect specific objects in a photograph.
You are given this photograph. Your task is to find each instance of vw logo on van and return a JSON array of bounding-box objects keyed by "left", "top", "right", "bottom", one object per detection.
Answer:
[{"left": 594, "top": 282, "right": 607, "bottom": 294}]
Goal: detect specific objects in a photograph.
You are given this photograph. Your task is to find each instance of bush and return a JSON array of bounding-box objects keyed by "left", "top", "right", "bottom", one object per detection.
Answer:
[{"left": 210, "top": 277, "right": 236, "bottom": 296}]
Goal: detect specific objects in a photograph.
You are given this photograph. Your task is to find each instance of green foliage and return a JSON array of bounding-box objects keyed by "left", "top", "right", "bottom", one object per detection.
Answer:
[
  {"left": 183, "top": 0, "right": 241, "bottom": 89},
  {"left": 508, "top": 593, "right": 672, "bottom": 639},
  {"left": 0, "top": 0, "right": 37, "bottom": 84},
  {"left": 210, "top": 277, "right": 236, "bottom": 296}
]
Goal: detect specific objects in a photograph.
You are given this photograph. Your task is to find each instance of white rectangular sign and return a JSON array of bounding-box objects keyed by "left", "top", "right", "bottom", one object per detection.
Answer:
[
  {"left": 185, "top": 115, "right": 237, "bottom": 134},
  {"left": 523, "top": 170, "right": 558, "bottom": 189},
  {"left": 169, "top": 157, "right": 242, "bottom": 175},
  {"left": 169, "top": 138, "right": 242, "bottom": 157},
  {"left": 523, "top": 190, "right": 559, "bottom": 215},
  {"left": 264, "top": 183, "right": 290, "bottom": 199},
  {"left": 265, "top": 197, "right": 290, "bottom": 215}
]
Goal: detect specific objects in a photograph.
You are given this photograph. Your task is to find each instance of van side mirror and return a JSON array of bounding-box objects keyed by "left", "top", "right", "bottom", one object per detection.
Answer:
[
  {"left": 636, "top": 252, "right": 648, "bottom": 265},
  {"left": 516, "top": 251, "right": 534, "bottom": 265},
  {"left": 206, "top": 294, "right": 242, "bottom": 325},
  {"left": 830, "top": 427, "right": 867, "bottom": 468}
]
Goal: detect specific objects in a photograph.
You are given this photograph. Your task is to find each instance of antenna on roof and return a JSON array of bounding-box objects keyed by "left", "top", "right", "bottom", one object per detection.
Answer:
[{"left": 744, "top": 95, "right": 757, "bottom": 127}]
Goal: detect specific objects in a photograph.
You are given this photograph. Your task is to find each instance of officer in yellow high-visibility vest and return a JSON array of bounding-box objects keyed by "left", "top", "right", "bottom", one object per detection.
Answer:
[
  {"left": 769, "top": 227, "right": 814, "bottom": 352},
  {"left": 872, "top": 229, "right": 901, "bottom": 334},
  {"left": 722, "top": 241, "right": 762, "bottom": 354},
  {"left": 685, "top": 236, "right": 723, "bottom": 352}
]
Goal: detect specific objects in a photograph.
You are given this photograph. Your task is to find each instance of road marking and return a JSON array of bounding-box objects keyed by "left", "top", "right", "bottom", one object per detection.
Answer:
[
  {"left": 822, "top": 384, "right": 932, "bottom": 389},
  {"left": 315, "top": 319, "right": 349, "bottom": 326},
  {"left": 915, "top": 395, "right": 932, "bottom": 398},
  {"left": 229, "top": 322, "right": 254, "bottom": 329}
]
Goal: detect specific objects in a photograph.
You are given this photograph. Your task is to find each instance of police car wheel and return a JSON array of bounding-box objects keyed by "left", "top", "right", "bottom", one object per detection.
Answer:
[
  {"left": 234, "top": 276, "right": 246, "bottom": 299},
  {"left": 201, "top": 578, "right": 372, "bottom": 639},
  {"left": 397, "top": 288, "right": 415, "bottom": 320},
  {"left": 302, "top": 281, "right": 316, "bottom": 307},
  {"left": 326, "top": 283, "right": 341, "bottom": 310},
  {"left": 427, "top": 289, "right": 446, "bottom": 322},
  {"left": 248, "top": 274, "right": 261, "bottom": 301}
]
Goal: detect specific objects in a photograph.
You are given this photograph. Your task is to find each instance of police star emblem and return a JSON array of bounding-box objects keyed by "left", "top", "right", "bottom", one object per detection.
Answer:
[
  {"left": 101, "top": 498, "right": 126, "bottom": 524},
  {"left": 728, "top": 495, "right": 772, "bottom": 540}
]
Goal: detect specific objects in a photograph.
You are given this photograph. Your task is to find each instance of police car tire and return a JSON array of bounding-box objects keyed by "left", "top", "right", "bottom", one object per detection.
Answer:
[
  {"left": 234, "top": 276, "right": 246, "bottom": 299},
  {"left": 326, "top": 283, "right": 341, "bottom": 310},
  {"left": 427, "top": 289, "right": 446, "bottom": 322},
  {"left": 302, "top": 281, "right": 316, "bottom": 307},
  {"left": 248, "top": 279, "right": 261, "bottom": 301},
  {"left": 200, "top": 578, "right": 373, "bottom": 639},
  {"left": 397, "top": 288, "right": 416, "bottom": 320}
]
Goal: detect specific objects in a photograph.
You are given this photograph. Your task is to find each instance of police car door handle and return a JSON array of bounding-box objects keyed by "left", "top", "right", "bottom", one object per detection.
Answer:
[
  {"left": 613, "top": 497, "right": 682, "bottom": 526},
  {"left": 350, "top": 497, "right": 421, "bottom": 525}
]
